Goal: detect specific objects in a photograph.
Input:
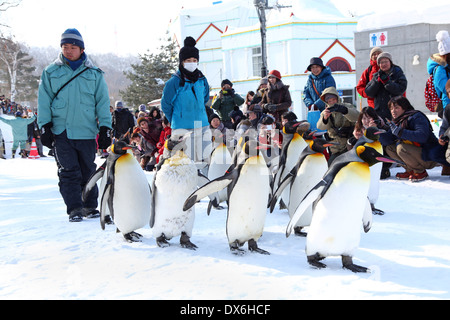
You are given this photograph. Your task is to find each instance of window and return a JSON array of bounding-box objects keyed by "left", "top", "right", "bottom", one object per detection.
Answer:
[
  {"left": 338, "top": 89, "right": 355, "bottom": 105},
  {"left": 252, "top": 47, "right": 263, "bottom": 77},
  {"left": 327, "top": 57, "right": 352, "bottom": 72}
]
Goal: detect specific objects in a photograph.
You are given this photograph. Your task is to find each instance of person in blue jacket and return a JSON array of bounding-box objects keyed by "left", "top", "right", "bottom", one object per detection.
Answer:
[
  {"left": 37, "top": 28, "right": 112, "bottom": 222},
  {"left": 379, "top": 96, "right": 449, "bottom": 182},
  {"left": 0, "top": 111, "right": 36, "bottom": 158},
  {"left": 427, "top": 30, "right": 450, "bottom": 118},
  {"left": 161, "top": 36, "right": 212, "bottom": 167},
  {"left": 303, "top": 57, "right": 336, "bottom": 112}
]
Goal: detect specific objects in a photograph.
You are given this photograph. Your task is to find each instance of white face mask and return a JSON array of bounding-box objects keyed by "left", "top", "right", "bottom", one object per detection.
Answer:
[{"left": 184, "top": 62, "right": 198, "bottom": 73}]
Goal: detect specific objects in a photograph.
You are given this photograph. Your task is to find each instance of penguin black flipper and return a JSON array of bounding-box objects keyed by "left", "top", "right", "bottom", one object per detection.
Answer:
[
  {"left": 183, "top": 171, "right": 236, "bottom": 212},
  {"left": 100, "top": 184, "right": 111, "bottom": 230},
  {"left": 82, "top": 160, "right": 107, "bottom": 202},
  {"left": 100, "top": 166, "right": 116, "bottom": 230},
  {"left": 149, "top": 173, "right": 157, "bottom": 228}
]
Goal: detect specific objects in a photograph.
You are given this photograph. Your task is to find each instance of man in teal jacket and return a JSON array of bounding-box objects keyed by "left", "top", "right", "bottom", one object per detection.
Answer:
[
  {"left": 37, "top": 28, "right": 112, "bottom": 222},
  {"left": 161, "top": 36, "right": 212, "bottom": 167},
  {"left": 0, "top": 111, "right": 36, "bottom": 158}
]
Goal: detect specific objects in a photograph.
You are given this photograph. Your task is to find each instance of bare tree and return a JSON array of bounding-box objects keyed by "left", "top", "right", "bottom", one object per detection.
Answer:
[
  {"left": 0, "top": 35, "right": 38, "bottom": 103},
  {"left": 0, "top": 1, "right": 21, "bottom": 28}
]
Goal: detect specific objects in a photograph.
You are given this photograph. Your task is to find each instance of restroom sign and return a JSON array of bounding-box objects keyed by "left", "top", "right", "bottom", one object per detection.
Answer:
[{"left": 370, "top": 31, "right": 388, "bottom": 47}]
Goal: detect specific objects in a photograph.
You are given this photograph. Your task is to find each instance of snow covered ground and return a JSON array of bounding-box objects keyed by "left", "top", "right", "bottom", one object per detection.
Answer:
[{"left": 1, "top": 150, "right": 449, "bottom": 301}]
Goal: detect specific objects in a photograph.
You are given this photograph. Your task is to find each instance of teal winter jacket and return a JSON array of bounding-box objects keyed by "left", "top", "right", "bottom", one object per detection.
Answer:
[
  {"left": 37, "top": 53, "right": 111, "bottom": 140},
  {"left": 0, "top": 114, "right": 36, "bottom": 142},
  {"left": 161, "top": 71, "right": 210, "bottom": 130}
]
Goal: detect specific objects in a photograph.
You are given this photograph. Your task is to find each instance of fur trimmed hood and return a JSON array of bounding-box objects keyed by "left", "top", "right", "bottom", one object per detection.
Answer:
[{"left": 427, "top": 54, "right": 447, "bottom": 75}]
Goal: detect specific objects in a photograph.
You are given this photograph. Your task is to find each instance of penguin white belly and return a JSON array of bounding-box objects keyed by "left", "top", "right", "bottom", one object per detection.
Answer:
[
  {"left": 227, "top": 156, "right": 270, "bottom": 245},
  {"left": 208, "top": 145, "right": 232, "bottom": 203},
  {"left": 306, "top": 162, "right": 370, "bottom": 257},
  {"left": 112, "top": 153, "right": 152, "bottom": 235},
  {"left": 367, "top": 141, "right": 383, "bottom": 205},
  {"left": 289, "top": 154, "right": 328, "bottom": 227},
  {"left": 153, "top": 158, "right": 198, "bottom": 239}
]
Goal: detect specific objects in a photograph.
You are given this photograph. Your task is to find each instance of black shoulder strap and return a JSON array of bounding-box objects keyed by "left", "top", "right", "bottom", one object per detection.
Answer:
[{"left": 53, "top": 67, "right": 90, "bottom": 100}]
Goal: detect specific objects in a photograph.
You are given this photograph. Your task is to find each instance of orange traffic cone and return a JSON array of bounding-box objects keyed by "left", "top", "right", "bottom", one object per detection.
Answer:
[{"left": 28, "top": 138, "right": 40, "bottom": 159}]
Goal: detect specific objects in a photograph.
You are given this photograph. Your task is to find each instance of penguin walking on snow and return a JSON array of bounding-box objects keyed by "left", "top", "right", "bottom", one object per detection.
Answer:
[
  {"left": 150, "top": 134, "right": 219, "bottom": 250},
  {"left": 184, "top": 140, "right": 271, "bottom": 255},
  {"left": 270, "top": 136, "right": 334, "bottom": 236},
  {"left": 83, "top": 139, "right": 152, "bottom": 242},
  {"left": 286, "top": 144, "right": 403, "bottom": 272}
]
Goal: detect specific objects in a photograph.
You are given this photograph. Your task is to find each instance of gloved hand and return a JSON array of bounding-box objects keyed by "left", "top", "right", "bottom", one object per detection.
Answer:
[
  {"left": 378, "top": 71, "right": 389, "bottom": 83},
  {"left": 267, "top": 104, "right": 278, "bottom": 113},
  {"left": 40, "top": 122, "right": 54, "bottom": 149},
  {"left": 327, "top": 103, "right": 348, "bottom": 114},
  {"left": 98, "top": 126, "right": 112, "bottom": 149},
  {"left": 387, "top": 120, "right": 402, "bottom": 136}
]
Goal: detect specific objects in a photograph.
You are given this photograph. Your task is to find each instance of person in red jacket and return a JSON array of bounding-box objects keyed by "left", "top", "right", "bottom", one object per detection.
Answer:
[
  {"left": 155, "top": 116, "right": 171, "bottom": 164},
  {"left": 356, "top": 47, "right": 383, "bottom": 108}
]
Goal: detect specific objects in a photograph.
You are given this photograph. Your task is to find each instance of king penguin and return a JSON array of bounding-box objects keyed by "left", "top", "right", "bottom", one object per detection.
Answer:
[
  {"left": 184, "top": 140, "right": 271, "bottom": 255},
  {"left": 271, "top": 121, "right": 309, "bottom": 209},
  {"left": 286, "top": 144, "right": 403, "bottom": 272},
  {"left": 150, "top": 134, "right": 219, "bottom": 250},
  {"left": 83, "top": 139, "right": 152, "bottom": 242},
  {"left": 270, "top": 136, "right": 334, "bottom": 236}
]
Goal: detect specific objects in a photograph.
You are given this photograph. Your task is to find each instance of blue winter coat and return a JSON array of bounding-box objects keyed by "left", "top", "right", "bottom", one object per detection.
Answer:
[
  {"left": 161, "top": 71, "right": 210, "bottom": 130},
  {"left": 37, "top": 53, "right": 111, "bottom": 140},
  {"left": 427, "top": 54, "right": 450, "bottom": 111},
  {"left": 379, "top": 110, "right": 450, "bottom": 166},
  {"left": 303, "top": 66, "right": 336, "bottom": 112}
]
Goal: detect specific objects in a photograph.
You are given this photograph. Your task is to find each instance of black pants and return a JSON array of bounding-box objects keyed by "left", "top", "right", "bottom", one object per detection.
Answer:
[{"left": 54, "top": 131, "right": 98, "bottom": 214}]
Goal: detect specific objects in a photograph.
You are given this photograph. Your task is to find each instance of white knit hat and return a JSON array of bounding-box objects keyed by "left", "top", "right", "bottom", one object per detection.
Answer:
[{"left": 436, "top": 30, "right": 450, "bottom": 55}]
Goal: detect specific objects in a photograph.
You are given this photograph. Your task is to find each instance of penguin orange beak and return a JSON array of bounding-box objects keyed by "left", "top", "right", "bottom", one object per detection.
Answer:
[{"left": 323, "top": 143, "right": 337, "bottom": 148}]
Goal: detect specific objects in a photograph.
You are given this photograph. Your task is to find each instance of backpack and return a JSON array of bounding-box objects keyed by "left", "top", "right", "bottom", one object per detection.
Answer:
[{"left": 425, "top": 66, "right": 449, "bottom": 112}]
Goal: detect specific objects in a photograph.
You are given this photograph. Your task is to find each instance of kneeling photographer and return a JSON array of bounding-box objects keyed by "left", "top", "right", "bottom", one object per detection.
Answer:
[{"left": 317, "top": 87, "right": 360, "bottom": 164}]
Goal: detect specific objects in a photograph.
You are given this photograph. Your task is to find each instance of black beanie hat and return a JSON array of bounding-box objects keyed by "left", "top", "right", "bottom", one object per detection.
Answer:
[
  {"left": 221, "top": 79, "right": 233, "bottom": 88},
  {"left": 179, "top": 36, "right": 199, "bottom": 62},
  {"left": 208, "top": 113, "right": 220, "bottom": 124}
]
